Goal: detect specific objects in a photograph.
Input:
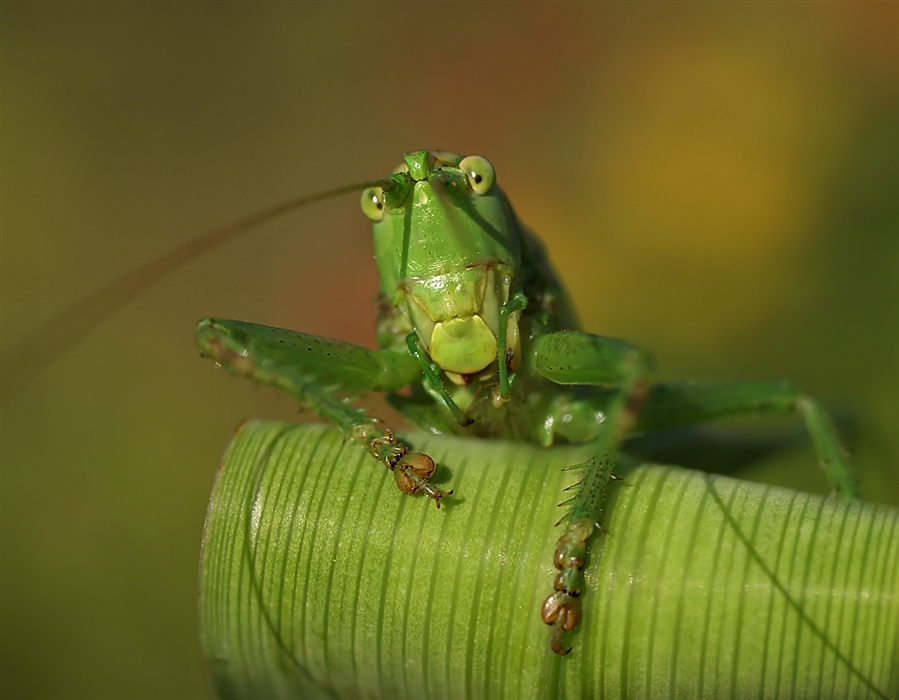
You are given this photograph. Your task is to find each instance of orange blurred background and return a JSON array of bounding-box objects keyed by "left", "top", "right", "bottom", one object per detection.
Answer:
[{"left": 2, "top": 4, "right": 896, "bottom": 698}]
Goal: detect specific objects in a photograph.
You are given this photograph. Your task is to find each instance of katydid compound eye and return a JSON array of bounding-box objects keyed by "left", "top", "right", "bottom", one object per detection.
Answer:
[
  {"left": 360, "top": 187, "right": 385, "bottom": 222},
  {"left": 460, "top": 155, "right": 496, "bottom": 195}
]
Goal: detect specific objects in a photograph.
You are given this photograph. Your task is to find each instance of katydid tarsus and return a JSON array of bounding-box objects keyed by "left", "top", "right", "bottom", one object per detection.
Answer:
[{"left": 2, "top": 149, "right": 858, "bottom": 656}]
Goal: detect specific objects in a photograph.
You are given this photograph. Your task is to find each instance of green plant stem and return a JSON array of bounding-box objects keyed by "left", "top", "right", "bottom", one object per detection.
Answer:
[{"left": 199, "top": 421, "right": 899, "bottom": 700}]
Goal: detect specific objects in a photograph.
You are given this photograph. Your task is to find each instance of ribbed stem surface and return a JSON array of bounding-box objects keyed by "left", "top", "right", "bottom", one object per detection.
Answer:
[{"left": 199, "top": 421, "right": 899, "bottom": 699}]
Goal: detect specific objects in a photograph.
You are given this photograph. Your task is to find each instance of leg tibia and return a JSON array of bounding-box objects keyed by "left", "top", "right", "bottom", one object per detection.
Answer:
[
  {"left": 798, "top": 396, "right": 856, "bottom": 499},
  {"left": 196, "top": 318, "right": 450, "bottom": 506}
]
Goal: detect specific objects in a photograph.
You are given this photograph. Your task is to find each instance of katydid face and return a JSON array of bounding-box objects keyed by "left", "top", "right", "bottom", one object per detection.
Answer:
[{"left": 363, "top": 150, "right": 522, "bottom": 378}]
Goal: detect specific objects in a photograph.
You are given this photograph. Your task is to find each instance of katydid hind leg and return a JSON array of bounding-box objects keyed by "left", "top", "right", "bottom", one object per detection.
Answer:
[{"left": 196, "top": 318, "right": 452, "bottom": 507}]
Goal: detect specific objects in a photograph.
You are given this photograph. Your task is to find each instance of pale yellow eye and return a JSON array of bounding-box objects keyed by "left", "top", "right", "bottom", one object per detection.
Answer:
[
  {"left": 360, "top": 187, "right": 385, "bottom": 222},
  {"left": 459, "top": 155, "right": 495, "bottom": 195}
]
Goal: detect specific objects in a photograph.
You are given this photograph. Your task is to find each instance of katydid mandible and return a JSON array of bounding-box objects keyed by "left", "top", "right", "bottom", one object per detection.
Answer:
[{"left": 193, "top": 150, "right": 858, "bottom": 656}]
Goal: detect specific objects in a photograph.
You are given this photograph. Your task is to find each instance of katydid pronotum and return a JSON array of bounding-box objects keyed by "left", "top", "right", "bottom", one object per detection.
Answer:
[{"left": 2, "top": 149, "right": 858, "bottom": 656}]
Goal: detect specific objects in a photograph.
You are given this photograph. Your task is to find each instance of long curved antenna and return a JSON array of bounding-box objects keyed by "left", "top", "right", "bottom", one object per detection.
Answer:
[{"left": 1, "top": 178, "right": 391, "bottom": 398}]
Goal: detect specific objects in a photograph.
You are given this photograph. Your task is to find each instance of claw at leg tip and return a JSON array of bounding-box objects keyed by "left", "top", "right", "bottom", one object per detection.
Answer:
[
  {"left": 433, "top": 488, "right": 453, "bottom": 509},
  {"left": 550, "top": 617, "right": 572, "bottom": 656}
]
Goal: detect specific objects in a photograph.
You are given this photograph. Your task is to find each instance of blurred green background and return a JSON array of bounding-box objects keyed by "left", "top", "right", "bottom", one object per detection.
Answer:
[{"left": 2, "top": 4, "right": 896, "bottom": 698}]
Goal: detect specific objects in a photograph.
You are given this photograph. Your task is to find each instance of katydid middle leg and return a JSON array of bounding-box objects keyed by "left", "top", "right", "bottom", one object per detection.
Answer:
[
  {"left": 195, "top": 318, "right": 453, "bottom": 506},
  {"left": 635, "top": 379, "right": 858, "bottom": 498}
]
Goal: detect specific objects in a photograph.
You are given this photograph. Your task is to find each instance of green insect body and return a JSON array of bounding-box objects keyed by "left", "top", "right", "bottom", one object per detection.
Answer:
[{"left": 195, "top": 149, "right": 857, "bottom": 656}]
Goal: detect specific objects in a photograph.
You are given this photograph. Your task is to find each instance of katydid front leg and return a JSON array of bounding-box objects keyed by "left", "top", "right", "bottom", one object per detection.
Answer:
[
  {"left": 196, "top": 319, "right": 453, "bottom": 507},
  {"left": 532, "top": 333, "right": 859, "bottom": 655},
  {"left": 532, "top": 331, "right": 653, "bottom": 655}
]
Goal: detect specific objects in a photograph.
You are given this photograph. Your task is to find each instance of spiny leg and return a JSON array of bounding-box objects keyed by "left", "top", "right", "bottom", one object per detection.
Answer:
[
  {"left": 541, "top": 451, "right": 618, "bottom": 655},
  {"left": 531, "top": 331, "right": 652, "bottom": 654},
  {"left": 536, "top": 368, "right": 858, "bottom": 654},
  {"left": 635, "top": 380, "right": 858, "bottom": 499},
  {"left": 196, "top": 318, "right": 452, "bottom": 507}
]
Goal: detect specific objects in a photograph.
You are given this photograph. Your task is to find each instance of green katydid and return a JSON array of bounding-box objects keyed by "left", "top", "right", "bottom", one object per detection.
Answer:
[
  {"left": 1, "top": 149, "right": 858, "bottom": 657},
  {"left": 193, "top": 150, "right": 857, "bottom": 656}
]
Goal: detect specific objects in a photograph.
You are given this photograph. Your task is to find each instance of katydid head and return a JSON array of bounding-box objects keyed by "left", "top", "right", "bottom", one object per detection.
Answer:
[{"left": 362, "top": 150, "right": 524, "bottom": 383}]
